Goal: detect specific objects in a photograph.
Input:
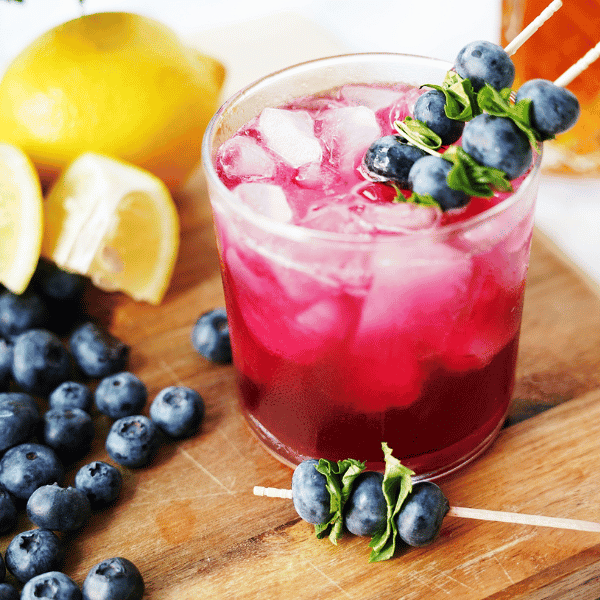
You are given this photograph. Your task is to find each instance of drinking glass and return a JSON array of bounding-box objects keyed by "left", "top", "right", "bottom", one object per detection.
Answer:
[{"left": 202, "top": 53, "right": 542, "bottom": 478}]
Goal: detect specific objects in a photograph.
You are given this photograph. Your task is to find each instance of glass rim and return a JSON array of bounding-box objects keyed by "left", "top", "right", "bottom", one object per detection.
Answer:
[{"left": 201, "top": 51, "right": 542, "bottom": 244}]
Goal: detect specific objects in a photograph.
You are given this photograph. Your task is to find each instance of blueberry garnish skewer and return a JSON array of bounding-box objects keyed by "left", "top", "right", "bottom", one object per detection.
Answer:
[
  {"left": 362, "top": 0, "right": 586, "bottom": 211},
  {"left": 254, "top": 444, "right": 600, "bottom": 563}
]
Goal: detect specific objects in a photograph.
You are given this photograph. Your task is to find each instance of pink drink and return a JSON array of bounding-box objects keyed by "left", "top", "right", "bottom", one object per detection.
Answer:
[{"left": 202, "top": 54, "right": 541, "bottom": 478}]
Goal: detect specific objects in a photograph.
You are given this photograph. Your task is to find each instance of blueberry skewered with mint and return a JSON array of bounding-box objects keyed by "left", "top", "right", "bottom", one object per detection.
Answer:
[
  {"left": 462, "top": 113, "right": 533, "bottom": 180},
  {"left": 343, "top": 471, "right": 386, "bottom": 537},
  {"left": 291, "top": 459, "right": 332, "bottom": 525},
  {"left": 454, "top": 40, "right": 515, "bottom": 92},
  {"left": 516, "top": 79, "right": 580, "bottom": 140},
  {"left": 413, "top": 90, "right": 465, "bottom": 146},
  {"left": 408, "top": 155, "right": 470, "bottom": 211},
  {"left": 363, "top": 136, "right": 427, "bottom": 187},
  {"left": 396, "top": 481, "right": 449, "bottom": 547}
]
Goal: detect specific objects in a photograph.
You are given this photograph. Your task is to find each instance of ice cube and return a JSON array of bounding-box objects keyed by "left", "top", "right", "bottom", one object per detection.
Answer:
[
  {"left": 439, "top": 271, "right": 523, "bottom": 371},
  {"left": 340, "top": 85, "right": 405, "bottom": 112},
  {"left": 295, "top": 161, "right": 339, "bottom": 190},
  {"left": 355, "top": 241, "right": 473, "bottom": 358},
  {"left": 319, "top": 106, "right": 381, "bottom": 174},
  {"left": 299, "top": 204, "right": 373, "bottom": 234},
  {"left": 343, "top": 336, "right": 426, "bottom": 411},
  {"left": 353, "top": 201, "right": 442, "bottom": 233},
  {"left": 257, "top": 108, "right": 322, "bottom": 168},
  {"left": 218, "top": 135, "right": 277, "bottom": 180},
  {"left": 234, "top": 183, "right": 293, "bottom": 223}
]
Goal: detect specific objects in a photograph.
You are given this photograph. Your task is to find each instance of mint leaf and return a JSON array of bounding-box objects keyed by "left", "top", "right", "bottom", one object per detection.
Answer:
[
  {"left": 405, "top": 192, "right": 440, "bottom": 208},
  {"left": 394, "top": 117, "right": 441, "bottom": 155},
  {"left": 476, "top": 84, "right": 542, "bottom": 150},
  {"left": 442, "top": 145, "right": 512, "bottom": 198},
  {"left": 425, "top": 71, "right": 481, "bottom": 122},
  {"left": 368, "top": 443, "right": 415, "bottom": 562},
  {"left": 314, "top": 458, "right": 366, "bottom": 544},
  {"left": 390, "top": 183, "right": 441, "bottom": 209}
]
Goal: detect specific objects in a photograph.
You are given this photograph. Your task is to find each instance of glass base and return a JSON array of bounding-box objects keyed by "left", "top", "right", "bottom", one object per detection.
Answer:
[{"left": 242, "top": 407, "right": 508, "bottom": 482}]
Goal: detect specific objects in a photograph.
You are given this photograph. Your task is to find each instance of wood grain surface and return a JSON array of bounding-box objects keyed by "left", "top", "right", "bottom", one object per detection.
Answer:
[
  {"left": 26, "top": 168, "right": 597, "bottom": 600},
  {"left": 7, "top": 14, "right": 600, "bottom": 600}
]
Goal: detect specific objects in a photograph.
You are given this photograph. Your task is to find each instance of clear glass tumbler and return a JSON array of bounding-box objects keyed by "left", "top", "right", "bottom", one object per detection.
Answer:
[{"left": 202, "top": 53, "right": 542, "bottom": 478}]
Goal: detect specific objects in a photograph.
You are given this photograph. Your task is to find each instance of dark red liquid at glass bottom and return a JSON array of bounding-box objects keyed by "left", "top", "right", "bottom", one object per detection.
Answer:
[{"left": 232, "top": 321, "right": 520, "bottom": 476}]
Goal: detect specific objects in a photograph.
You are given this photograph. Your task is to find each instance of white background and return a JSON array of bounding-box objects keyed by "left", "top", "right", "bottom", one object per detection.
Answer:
[
  {"left": 0, "top": 0, "right": 502, "bottom": 70},
  {"left": 1, "top": 0, "right": 600, "bottom": 289}
]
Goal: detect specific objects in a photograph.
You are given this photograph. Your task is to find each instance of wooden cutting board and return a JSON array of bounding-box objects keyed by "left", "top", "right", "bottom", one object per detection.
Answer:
[{"left": 9, "top": 13, "right": 600, "bottom": 600}]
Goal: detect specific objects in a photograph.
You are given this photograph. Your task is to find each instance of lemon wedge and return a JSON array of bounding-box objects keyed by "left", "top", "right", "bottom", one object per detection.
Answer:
[
  {"left": 0, "top": 143, "right": 44, "bottom": 294},
  {"left": 42, "top": 153, "right": 179, "bottom": 305}
]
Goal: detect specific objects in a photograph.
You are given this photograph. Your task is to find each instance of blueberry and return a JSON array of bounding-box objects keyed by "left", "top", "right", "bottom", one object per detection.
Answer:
[
  {"left": 0, "top": 583, "right": 19, "bottom": 600},
  {"left": 49, "top": 381, "right": 93, "bottom": 412},
  {"left": 291, "top": 459, "right": 332, "bottom": 525},
  {"left": 94, "top": 372, "right": 147, "bottom": 419},
  {"left": 0, "top": 552, "right": 5, "bottom": 582},
  {"left": 408, "top": 155, "right": 470, "bottom": 210},
  {"left": 395, "top": 481, "right": 449, "bottom": 547},
  {"left": 12, "top": 329, "right": 72, "bottom": 397},
  {"left": 516, "top": 78, "right": 580, "bottom": 139},
  {"left": 343, "top": 471, "right": 386, "bottom": 537},
  {"left": 41, "top": 407, "right": 94, "bottom": 460},
  {"left": 0, "top": 393, "right": 40, "bottom": 452},
  {"left": 69, "top": 322, "right": 129, "bottom": 379},
  {"left": 149, "top": 386, "right": 205, "bottom": 438},
  {"left": 0, "top": 339, "right": 12, "bottom": 392},
  {"left": 462, "top": 113, "right": 533, "bottom": 179},
  {"left": 191, "top": 308, "right": 232, "bottom": 364},
  {"left": 27, "top": 483, "right": 91, "bottom": 532},
  {"left": 363, "top": 135, "right": 428, "bottom": 186},
  {"left": 82, "top": 557, "right": 144, "bottom": 600},
  {"left": 0, "top": 487, "right": 18, "bottom": 534},
  {"left": 75, "top": 461, "right": 122, "bottom": 509},
  {"left": 21, "top": 571, "right": 82, "bottom": 600},
  {"left": 105, "top": 415, "right": 159, "bottom": 468},
  {"left": 454, "top": 40, "right": 515, "bottom": 91},
  {"left": 5, "top": 528, "right": 64, "bottom": 583},
  {"left": 31, "top": 259, "right": 87, "bottom": 334},
  {"left": 413, "top": 90, "right": 464, "bottom": 146},
  {"left": 32, "top": 259, "right": 86, "bottom": 303},
  {"left": 0, "top": 443, "right": 64, "bottom": 500},
  {"left": 0, "top": 290, "right": 49, "bottom": 340}
]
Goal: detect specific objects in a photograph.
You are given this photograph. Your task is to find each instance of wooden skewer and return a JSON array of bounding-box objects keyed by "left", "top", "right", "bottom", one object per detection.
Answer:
[
  {"left": 504, "top": 0, "right": 562, "bottom": 56},
  {"left": 554, "top": 41, "right": 600, "bottom": 87},
  {"left": 254, "top": 486, "right": 600, "bottom": 533},
  {"left": 447, "top": 506, "right": 600, "bottom": 532}
]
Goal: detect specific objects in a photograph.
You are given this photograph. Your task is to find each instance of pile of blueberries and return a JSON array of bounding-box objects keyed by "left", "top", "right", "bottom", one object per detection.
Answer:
[
  {"left": 0, "top": 260, "right": 232, "bottom": 599},
  {"left": 292, "top": 459, "right": 449, "bottom": 551},
  {"left": 364, "top": 40, "right": 580, "bottom": 210}
]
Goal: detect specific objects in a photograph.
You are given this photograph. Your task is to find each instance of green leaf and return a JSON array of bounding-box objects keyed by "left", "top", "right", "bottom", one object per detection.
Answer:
[
  {"left": 368, "top": 443, "right": 415, "bottom": 562},
  {"left": 391, "top": 183, "right": 442, "bottom": 209},
  {"left": 314, "top": 458, "right": 366, "bottom": 544},
  {"left": 442, "top": 145, "right": 513, "bottom": 198},
  {"left": 424, "top": 71, "right": 481, "bottom": 122},
  {"left": 393, "top": 117, "right": 441, "bottom": 155},
  {"left": 476, "top": 84, "right": 543, "bottom": 150}
]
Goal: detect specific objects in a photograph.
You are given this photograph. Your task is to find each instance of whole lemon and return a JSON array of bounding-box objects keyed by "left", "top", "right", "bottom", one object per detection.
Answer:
[{"left": 0, "top": 12, "right": 225, "bottom": 192}]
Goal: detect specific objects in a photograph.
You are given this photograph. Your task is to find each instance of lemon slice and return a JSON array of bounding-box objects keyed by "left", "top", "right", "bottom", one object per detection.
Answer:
[
  {"left": 0, "top": 143, "right": 44, "bottom": 294},
  {"left": 42, "top": 153, "right": 179, "bottom": 305}
]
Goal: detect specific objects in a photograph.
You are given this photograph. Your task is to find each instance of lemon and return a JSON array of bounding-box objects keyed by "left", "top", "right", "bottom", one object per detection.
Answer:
[
  {"left": 0, "top": 143, "right": 44, "bottom": 294},
  {"left": 42, "top": 153, "right": 179, "bottom": 305},
  {"left": 0, "top": 12, "right": 225, "bottom": 192}
]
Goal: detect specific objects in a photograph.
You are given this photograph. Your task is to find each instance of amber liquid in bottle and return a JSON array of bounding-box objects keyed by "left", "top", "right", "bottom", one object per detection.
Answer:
[{"left": 502, "top": 0, "right": 600, "bottom": 174}]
